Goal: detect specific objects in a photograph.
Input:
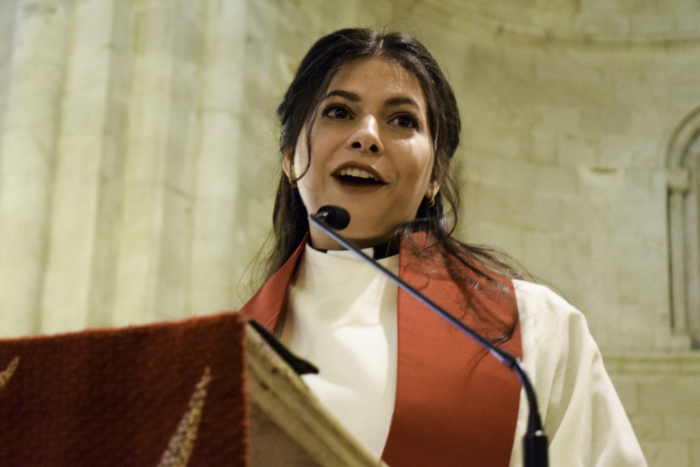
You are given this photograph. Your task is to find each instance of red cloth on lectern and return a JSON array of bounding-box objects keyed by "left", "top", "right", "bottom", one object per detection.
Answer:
[{"left": 0, "top": 312, "right": 248, "bottom": 467}]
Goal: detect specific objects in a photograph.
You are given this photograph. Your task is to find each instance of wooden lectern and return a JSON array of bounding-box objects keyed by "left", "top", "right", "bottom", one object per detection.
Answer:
[{"left": 0, "top": 312, "right": 387, "bottom": 467}]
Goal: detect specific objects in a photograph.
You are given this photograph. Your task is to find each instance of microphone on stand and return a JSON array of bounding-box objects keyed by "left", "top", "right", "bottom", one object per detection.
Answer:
[
  {"left": 310, "top": 204, "right": 350, "bottom": 230},
  {"left": 309, "top": 205, "right": 549, "bottom": 467}
]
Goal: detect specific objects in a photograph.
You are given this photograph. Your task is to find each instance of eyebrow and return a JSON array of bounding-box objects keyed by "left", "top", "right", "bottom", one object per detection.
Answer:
[
  {"left": 384, "top": 96, "right": 420, "bottom": 110},
  {"left": 322, "top": 90, "right": 421, "bottom": 110},
  {"left": 323, "top": 90, "right": 360, "bottom": 102}
]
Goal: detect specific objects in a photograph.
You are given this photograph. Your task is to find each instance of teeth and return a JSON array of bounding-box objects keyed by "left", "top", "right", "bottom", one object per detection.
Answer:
[{"left": 337, "top": 167, "right": 378, "bottom": 180}]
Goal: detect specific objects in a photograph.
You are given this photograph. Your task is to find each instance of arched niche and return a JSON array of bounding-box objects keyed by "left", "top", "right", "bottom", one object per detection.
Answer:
[{"left": 667, "top": 106, "right": 700, "bottom": 348}]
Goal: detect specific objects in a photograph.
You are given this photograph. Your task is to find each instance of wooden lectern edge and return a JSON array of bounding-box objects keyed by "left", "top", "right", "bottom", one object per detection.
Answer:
[{"left": 245, "top": 323, "right": 389, "bottom": 467}]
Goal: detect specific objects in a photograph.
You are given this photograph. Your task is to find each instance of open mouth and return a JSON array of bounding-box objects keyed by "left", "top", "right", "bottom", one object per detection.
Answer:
[{"left": 333, "top": 166, "right": 386, "bottom": 187}]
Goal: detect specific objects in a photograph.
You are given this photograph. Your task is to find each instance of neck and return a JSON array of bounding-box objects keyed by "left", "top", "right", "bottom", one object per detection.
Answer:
[{"left": 308, "top": 224, "right": 394, "bottom": 251}]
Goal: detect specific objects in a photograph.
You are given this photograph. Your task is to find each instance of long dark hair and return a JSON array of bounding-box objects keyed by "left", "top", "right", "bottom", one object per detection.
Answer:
[{"left": 254, "top": 28, "right": 522, "bottom": 342}]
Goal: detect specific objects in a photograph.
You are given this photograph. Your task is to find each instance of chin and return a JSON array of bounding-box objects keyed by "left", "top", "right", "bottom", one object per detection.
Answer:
[{"left": 345, "top": 227, "right": 396, "bottom": 248}]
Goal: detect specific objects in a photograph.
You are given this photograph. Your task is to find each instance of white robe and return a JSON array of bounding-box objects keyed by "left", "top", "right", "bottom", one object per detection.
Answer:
[{"left": 278, "top": 246, "right": 648, "bottom": 466}]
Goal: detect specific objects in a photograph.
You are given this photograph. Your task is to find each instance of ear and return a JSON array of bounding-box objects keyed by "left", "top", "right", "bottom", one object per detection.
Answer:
[
  {"left": 425, "top": 179, "right": 441, "bottom": 200},
  {"left": 282, "top": 149, "right": 294, "bottom": 178}
]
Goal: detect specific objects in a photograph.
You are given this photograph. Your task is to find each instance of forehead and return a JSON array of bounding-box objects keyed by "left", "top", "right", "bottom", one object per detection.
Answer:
[{"left": 326, "top": 57, "right": 427, "bottom": 108}]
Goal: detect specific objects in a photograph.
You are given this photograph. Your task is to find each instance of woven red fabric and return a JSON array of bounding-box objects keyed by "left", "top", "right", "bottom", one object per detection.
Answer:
[{"left": 0, "top": 312, "right": 248, "bottom": 467}]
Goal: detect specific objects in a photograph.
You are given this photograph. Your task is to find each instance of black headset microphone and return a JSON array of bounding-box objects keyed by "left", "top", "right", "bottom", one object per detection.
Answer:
[{"left": 309, "top": 205, "right": 549, "bottom": 467}]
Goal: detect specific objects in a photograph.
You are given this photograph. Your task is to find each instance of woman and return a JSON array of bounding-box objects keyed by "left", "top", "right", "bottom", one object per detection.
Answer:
[{"left": 240, "top": 29, "right": 647, "bottom": 467}]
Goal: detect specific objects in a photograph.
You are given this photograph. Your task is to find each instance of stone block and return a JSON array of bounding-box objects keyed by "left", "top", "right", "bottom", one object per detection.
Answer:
[
  {"left": 578, "top": 164, "right": 627, "bottom": 200},
  {"left": 597, "top": 135, "right": 658, "bottom": 168},
  {"left": 666, "top": 54, "right": 700, "bottom": 108},
  {"left": 605, "top": 353, "right": 700, "bottom": 374},
  {"left": 629, "top": 109, "right": 672, "bottom": 137},
  {"left": 638, "top": 376, "right": 700, "bottom": 414},
  {"left": 535, "top": 50, "right": 605, "bottom": 90},
  {"left": 654, "top": 333, "right": 693, "bottom": 352},
  {"left": 533, "top": 164, "right": 579, "bottom": 199},
  {"left": 468, "top": 182, "right": 564, "bottom": 234},
  {"left": 465, "top": 117, "right": 528, "bottom": 160},
  {"left": 501, "top": 45, "right": 537, "bottom": 81},
  {"left": 665, "top": 411, "right": 700, "bottom": 441},
  {"left": 529, "top": 129, "right": 556, "bottom": 164},
  {"left": 581, "top": 0, "right": 626, "bottom": 15},
  {"left": 641, "top": 440, "right": 690, "bottom": 467},
  {"left": 521, "top": 230, "right": 556, "bottom": 281},
  {"left": 674, "top": 12, "right": 700, "bottom": 36},
  {"left": 607, "top": 191, "right": 666, "bottom": 238},
  {"left": 517, "top": 195, "right": 563, "bottom": 232},
  {"left": 613, "top": 70, "right": 651, "bottom": 108},
  {"left": 464, "top": 220, "right": 524, "bottom": 262},
  {"left": 580, "top": 107, "right": 631, "bottom": 134},
  {"left": 616, "top": 237, "right": 667, "bottom": 308},
  {"left": 558, "top": 134, "right": 598, "bottom": 167},
  {"left": 620, "top": 308, "right": 658, "bottom": 350},
  {"left": 573, "top": 11, "right": 630, "bottom": 37},
  {"left": 464, "top": 184, "right": 522, "bottom": 228},
  {"left": 627, "top": 411, "right": 665, "bottom": 440},
  {"left": 606, "top": 373, "right": 639, "bottom": 415},
  {"left": 532, "top": 104, "right": 580, "bottom": 133},
  {"left": 617, "top": 0, "right": 657, "bottom": 15},
  {"left": 556, "top": 195, "right": 598, "bottom": 236},
  {"left": 530, "top": 8, "right": 573, "bottom": 33},
  {"left": 691, "top": 441, "right": 700, "bottom": 467},
  {"left": 472, "top": 154, "right": 577, "bottom": 199},
  {"left": 533, "top": 0, "right": 578, "bottom": 12},
  {"left": 542, "top": 234, "right": 598, "bottom": 316},
  {"left": 628, "top": 12, "right": 676, "bottom": 36}
]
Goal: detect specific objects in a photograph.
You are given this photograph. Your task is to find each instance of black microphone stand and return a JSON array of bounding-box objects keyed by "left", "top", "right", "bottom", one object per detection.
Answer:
[{"left": 309, "top": 208, "right": 549, "bottom": 467}]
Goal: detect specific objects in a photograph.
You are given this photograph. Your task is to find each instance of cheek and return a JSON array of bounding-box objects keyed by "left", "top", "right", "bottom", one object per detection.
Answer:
[{"left": 402, "top": 140, "right": 435, "bottom": 186}]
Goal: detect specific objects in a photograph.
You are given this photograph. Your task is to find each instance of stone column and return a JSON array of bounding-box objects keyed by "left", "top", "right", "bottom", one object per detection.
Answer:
[
  {"left": 0, "top": 0, "right": 72, "bottom": 337},
  {"left": 112, "top": 0, "right": 201, "bottom": 326},
  {"left": 667, "top": 167, "right": 690, "bottom": 334},
  {"left": 39, "top": 0, "right": 132, "bottom": 333},
  {"left": 689, "top": 173, "right": 700, "bottom": 345},
  {"left": 187, "top": 0, "right": 248, "bottom": 315}
]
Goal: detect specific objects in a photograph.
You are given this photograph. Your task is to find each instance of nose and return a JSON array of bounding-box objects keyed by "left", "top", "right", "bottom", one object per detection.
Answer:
[{"left": 349, "top": 115, "right": 383, "bottom": 155}]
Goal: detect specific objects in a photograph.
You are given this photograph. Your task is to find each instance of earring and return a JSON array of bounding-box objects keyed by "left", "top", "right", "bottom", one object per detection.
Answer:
[
  {"left": 288, "top": 177, "right": 298, "bottom": 188},
  {"left": 427, "top": 194, "right": 436, "bottom": 207}
]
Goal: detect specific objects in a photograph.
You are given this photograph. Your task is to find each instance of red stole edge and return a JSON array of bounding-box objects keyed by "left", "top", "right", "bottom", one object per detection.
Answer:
[
  {"left": 381, "top": 235, "right": 522, "bottom": 467},
  {"left": 238, "top": 232, "right": 308, "bottom": 330}
]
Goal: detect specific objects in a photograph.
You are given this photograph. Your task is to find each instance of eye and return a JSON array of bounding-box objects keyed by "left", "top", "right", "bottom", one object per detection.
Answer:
[
  {"left": 391, "top": 113, "right": 420, "bottom": 129},
  {"left": 322, "top": 104, "right": 351, "bottom": 119}
]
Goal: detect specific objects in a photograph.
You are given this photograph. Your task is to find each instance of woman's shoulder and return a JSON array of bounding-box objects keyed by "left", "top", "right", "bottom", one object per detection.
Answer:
[
  {"left": 510, "top": 279, "right": 597, "bottom": 372},
  {"left": 508, "top": 283, "right": 648, "bottom": 466},
  {"left": 511, "top": 279, "right": 574, "bottom": 309},
  {"left": 511, "top": 279, "right": 587, "bottom": 330}
]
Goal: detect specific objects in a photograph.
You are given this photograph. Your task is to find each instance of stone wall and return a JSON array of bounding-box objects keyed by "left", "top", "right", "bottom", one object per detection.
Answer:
[
  {"left": 608, "top": 354, "right": 700, "bottom": 466},
  {"left": 0, "top": 1, "right": 698, "bottom": 465},
  {"left": 400, "top": 0, "right": 700, "bottom": 353}
]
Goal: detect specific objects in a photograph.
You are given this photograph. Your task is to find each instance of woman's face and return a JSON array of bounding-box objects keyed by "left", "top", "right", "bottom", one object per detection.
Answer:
[{"left": 284, "top": 57, "right": 438, "bottom": 250}]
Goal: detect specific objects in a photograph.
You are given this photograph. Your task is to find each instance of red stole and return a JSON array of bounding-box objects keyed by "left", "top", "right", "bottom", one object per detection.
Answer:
[{"left": 239, "top": 234, "right": 522, "bottom": 467}]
